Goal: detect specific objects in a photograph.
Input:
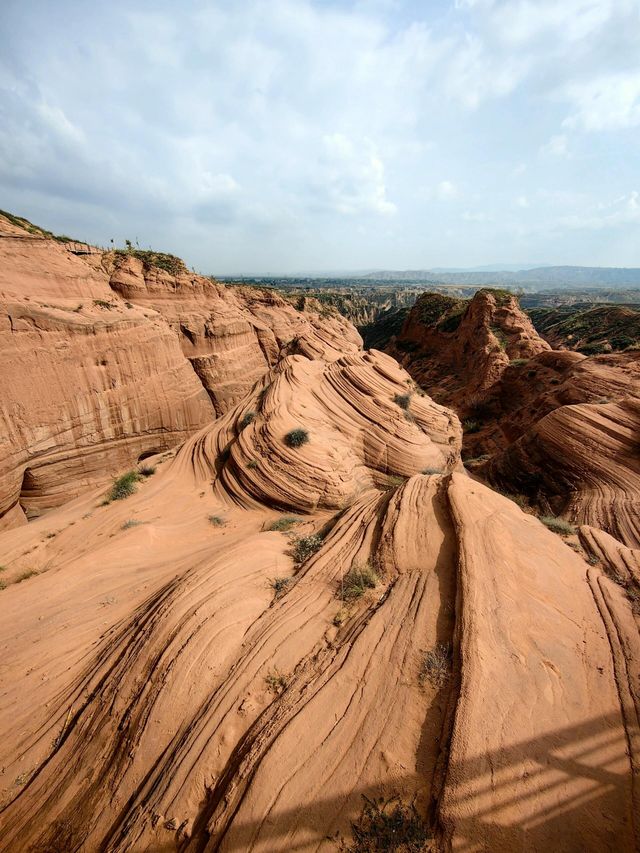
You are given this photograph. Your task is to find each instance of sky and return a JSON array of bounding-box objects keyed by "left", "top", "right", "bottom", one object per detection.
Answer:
[{"left": 1, "top": 0, "right": 640, "bottom": 274}]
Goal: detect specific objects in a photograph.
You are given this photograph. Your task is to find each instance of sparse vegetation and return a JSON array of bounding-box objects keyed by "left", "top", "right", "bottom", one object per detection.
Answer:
[
  {"left": 114, "top": 248, "right": 186, "bottom": 276},
  {"left": 339, "top": 562, "right": 378, "bottom": 602},
  {"left": 292, "top": 533, "right": 323, "bottom": 564},
  {"left": 265, "top": 669, "right": 287, "bottom": 695},
  {"left": 106, "top": 470, "right": 140, "bottom": 502},
  {"left": 247, "top": 459, "right": 259, "bottom": 469},
  {"left": 240, "top": 411, "right": 256, "bottom": 429},
  {"left": 121, "top": 519, "right": 144, "bottom": 530},
  {"left": 540, "top": 515, "right": 576, "bottom": 536},
  {"left": 490, "top": 326, "right": 508, "bottom": 351},
  {"left": 419, "top": 642, "right": 452, "bottom": 689},
  {"left": 463, "top": 419, "right": 481, "bottom": 434},
  {"left": 498, "top": 491, "right": 528, "bottom": 509},
  {"left": 270, "top": 577, "right": 292, "bottom": 599},
  {"left": 422, "top": 467, "right": 443, "bottom": 475},
  {"left": 15, "top": 570, "right": 39, "bottom": 584},
  {"left": 0, "top": 580, "right": 6, "bottom": 591},
  {"left": 138, "top": 464, "right": 156, "bottom": 477},
  {"left": 385, "top": 474, "right": 407, "bottom": 488},
  {"left": 510, "top": 358, "right": 529, "bottom": 366},
  {"left": 208, "top": 515, "right": 226, "bottom": 527},
  {"left": 333, "top": 608, "right": 347, "bottom": 627},
  {"left": 268, "top": 516, "right": 301, "bottom": 532},
  {"left": 285, "top": 427, "right": 310, "bottom": 448},
  {"left": 393, "top": 393, "right": 411, "bottom": 410},
  {"left": 348, "top": 795, "right": 431, "bottom": 852},
  {"left": 93, "top": 299, "right": 113, "bottom": 310}
]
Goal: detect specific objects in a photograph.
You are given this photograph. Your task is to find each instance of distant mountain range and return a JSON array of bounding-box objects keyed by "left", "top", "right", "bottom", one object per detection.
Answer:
[{"left": 363, "top": 266, "right": 640, "bottom": 288}]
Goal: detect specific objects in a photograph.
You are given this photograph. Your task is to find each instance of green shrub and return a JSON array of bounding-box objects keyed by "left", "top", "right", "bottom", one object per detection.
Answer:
[
  {"left": 268, "top": 516, "right": 301, "bottom": 532},
  {"left": 419, "top": 642, "right": 452, "bottom": 688},
  {"left": 208, "top": 515, "right": 226, "bottom": 527},
  {"left": 422, "top": 467, "right": 443, "bottom": 475},
  {"left": 240, "top": 411, "right": 256, "bottom": 429},
  {"left": 348, "top": 796, "right": 431, "bottom": 852},
  {"left": 247, "top": 459, "right": 259, "bottom": 470},
  {"left": 106, "top": 470, "right": 140, "bottom": 502},
  {"left": 292, "top": 533, "right": 323, "bottom": 563},
  {"left": 270, "top": 577, "right": 292, "bottom": 599},
  {"left": 265, "top": 669, "right": 287, "bottom": 695},
  {"left": 393, "top": 393, "right": 411, "bottom": 410},
  {"left": 540, "top": 515, "right": 576, "bottom": 536},
  {"left": 138, "top": 465, "right": 156, "bottom": 477},
  {"left": 285, "top": 428, "right": 309, "bottom": 448},
  {"left": 510, "top": 358, "right": 529, "bottom": 366},
  {"left": 463, "top": 419, "right": 481, "bottom": 434},
  {"left": 340, "top": 562, "right": 378, "bottom": 602},
  {"left": 93, "top": 299, "right": 113, "bottom": 309},
  {"left": 121, "top": 519, "right": 144, "bottom": 530}
]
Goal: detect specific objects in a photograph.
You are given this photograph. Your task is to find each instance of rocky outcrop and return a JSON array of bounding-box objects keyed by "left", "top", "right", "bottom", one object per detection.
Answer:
[
  {"left": 0, "top": 214, "right": 361, "bottom": 527},
  {"left": 386, "top": 289, "right": 640, "bottom": 549},
  {"left": 0, "top": 349, "right": 636, "bottom": 851},
  {"left": 103, "top": 253, "right": 362, "bottom": 414},
  {"left": 388, "top": 289, "right": 550, "bottom": 407}
]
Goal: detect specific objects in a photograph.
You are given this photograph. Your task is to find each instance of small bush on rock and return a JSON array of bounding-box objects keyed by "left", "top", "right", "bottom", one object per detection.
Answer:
[
  {"left": 106, "top": 471, "right": 140, "bottom": 502},
  {"left": 292, "top": 534, "right": 323, "bottom": 563},
  {"left": 340, "top": 562, "right": 378, "bottom": 602},
  {"left": 540, "top": 515, "right": 576, "bottom": 536},
  {"left": 285, "top": 428, "right": 309, "bottom": 448}
]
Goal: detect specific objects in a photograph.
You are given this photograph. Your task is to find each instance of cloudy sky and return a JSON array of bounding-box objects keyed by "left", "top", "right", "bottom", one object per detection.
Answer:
[{"left": 1, "top": 0, "right": 639, "bottom": 273}]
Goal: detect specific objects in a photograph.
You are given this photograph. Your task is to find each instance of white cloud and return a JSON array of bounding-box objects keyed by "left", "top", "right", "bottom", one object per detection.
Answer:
[
  {"left": 516, "top": 195, "right": 529, "bottom": 208},
  {"left": 437, "top": 180, "right": 458, "bottom": 201},
  {"left": 463, "top": 210, "right": 492, "bottom": 222},
  {"left": 563, "top": 72, "right": 640, "bottom": 131},
  {"left": 560, "top": 191, "right": 640, "bottom": 229},
  {"left": 540, "top": 134, "right": 568, "bottom": 157},
  {"left": 320, "top": 134, "right": 396, "bottom": 216},
  {"left": 491, "top": 0, "right": 615, "bottom": 45}
]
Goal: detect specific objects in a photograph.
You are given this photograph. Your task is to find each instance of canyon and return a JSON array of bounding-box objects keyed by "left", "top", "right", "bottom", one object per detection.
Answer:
[{"left": 0, "top": 215, "right": 639, "bottom": 852}]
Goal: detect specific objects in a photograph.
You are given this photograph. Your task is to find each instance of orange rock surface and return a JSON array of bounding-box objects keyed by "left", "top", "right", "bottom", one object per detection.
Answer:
[
  {"left": 0, "top": 215, "right": 360, "bottom": 528},
  {"left": 0, "top": 347, "right": 638, "bottom": 851}
]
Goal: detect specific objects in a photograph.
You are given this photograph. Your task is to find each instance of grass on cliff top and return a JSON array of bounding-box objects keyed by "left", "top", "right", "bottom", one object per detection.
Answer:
[
  {"left": 0, "top": 209, "right": 77, "bottom": 242},
  {"left": 113, "top": 248, "right": 186, "bottom": 276},
  {"left": 477, "top": 287, "right": 516, "bottom": 305}
]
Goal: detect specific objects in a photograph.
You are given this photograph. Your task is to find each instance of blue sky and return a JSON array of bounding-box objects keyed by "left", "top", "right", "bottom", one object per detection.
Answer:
[{"left": 1, "top": 0, "right": 639, "bottom": 273}]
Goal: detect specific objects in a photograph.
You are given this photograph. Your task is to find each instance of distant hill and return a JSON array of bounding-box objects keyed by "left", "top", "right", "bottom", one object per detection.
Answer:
[{"left": 364, "top": 266, "right": 640, "bottom": 288}]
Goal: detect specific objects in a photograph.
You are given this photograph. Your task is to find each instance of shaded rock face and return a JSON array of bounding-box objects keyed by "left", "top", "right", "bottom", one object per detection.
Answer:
[
  {"left": 0, "top": 216, "right": 361, "bottom": 527},
  {"left": 0, "top": 349, "right": 637, "bottom": 852}
]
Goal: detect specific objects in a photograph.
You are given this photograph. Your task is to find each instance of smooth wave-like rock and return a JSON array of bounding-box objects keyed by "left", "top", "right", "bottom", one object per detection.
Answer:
[{"left": 0, "top": 348, "right": 637, "bottom": 852}]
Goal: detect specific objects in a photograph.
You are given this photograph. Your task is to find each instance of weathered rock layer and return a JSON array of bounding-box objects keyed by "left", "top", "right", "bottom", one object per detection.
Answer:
[
  {"left": 0, "top": 348, "right": 637, "bottom": 852},
  {"left": 0, "top": 214, "right": 360, "bottom": 527}
]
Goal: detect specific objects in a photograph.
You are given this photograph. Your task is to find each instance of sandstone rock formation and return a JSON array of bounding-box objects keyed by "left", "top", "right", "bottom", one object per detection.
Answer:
[
  {"left": 0, "top": 348, "right": 637, "bottom": 851},
  {"left": 0, "top": 214, "right": 360, "bottom": 528},
  {"left": 388, "top": 289, "right": 550, "bottom": 407},
  {"left": 388, "top": 288, "right": 640, "bottom": 549}
]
